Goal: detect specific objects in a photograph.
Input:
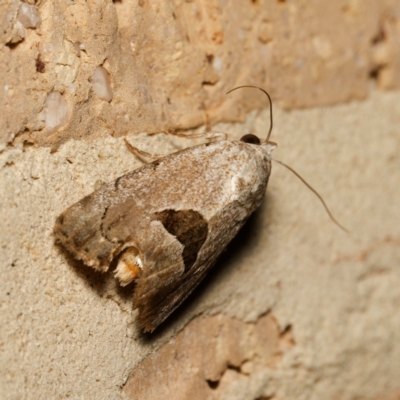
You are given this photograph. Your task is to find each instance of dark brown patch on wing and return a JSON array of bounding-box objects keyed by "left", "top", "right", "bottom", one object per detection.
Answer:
[{"left": 154, "top": 209, "right": 208, "bottom": 272}]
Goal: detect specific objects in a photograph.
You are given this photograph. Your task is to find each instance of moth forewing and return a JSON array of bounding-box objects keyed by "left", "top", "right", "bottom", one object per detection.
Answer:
[{"left": 54, "top": 139, "right": 273, "bottom": 332}]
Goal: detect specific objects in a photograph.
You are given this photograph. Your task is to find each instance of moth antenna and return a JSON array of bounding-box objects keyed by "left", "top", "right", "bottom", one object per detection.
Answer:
[
  {"left": 226, "top": 85, "right": 273, "bottom": 142},
  {"left": 272, "top": 158, "right": 349, "bottom": 233}
]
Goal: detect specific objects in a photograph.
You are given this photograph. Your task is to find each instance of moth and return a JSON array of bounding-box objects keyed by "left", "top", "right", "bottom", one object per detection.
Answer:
[{"left": 54, "top": 86, "right": 345, "bottom": 332}]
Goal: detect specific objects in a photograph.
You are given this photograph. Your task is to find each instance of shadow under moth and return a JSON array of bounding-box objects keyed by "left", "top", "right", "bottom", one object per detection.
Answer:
[{"left": 54, "top": 86, "right": 345, "bottom": 333}]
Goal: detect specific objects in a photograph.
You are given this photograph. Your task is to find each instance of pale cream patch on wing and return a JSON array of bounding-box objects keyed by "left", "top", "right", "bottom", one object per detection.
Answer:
[{"left": 114, "top": 247, "right": 143, "bottom": 286}]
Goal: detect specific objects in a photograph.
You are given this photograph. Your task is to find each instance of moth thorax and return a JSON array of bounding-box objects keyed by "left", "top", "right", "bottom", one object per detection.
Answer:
[{"left": 114, "top": 246, "right": 143, "bottom": 287}]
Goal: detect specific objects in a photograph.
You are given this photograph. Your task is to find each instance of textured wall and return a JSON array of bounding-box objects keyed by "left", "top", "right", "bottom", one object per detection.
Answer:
[
  {"left": 1, "top": 1, "right": 400, "bottom": 399},
  {"left": 2, "top": 0, "right": 400, "bottom": 148}
]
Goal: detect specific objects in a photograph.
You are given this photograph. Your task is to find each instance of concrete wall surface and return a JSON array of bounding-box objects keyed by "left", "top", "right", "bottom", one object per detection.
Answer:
[{"left": 1, "top": 1, "right": 400, "bottom": 399}]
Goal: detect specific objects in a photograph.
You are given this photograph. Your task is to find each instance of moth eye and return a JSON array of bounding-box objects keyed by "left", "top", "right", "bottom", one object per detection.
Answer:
[{"left": 240, "top": 134, "right": 261, "bottom": 145}]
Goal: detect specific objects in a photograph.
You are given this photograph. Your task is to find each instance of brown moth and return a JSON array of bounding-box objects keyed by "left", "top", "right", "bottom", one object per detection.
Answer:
[{"left": 54, "top": 86, "right": 344, "bottom": 333}]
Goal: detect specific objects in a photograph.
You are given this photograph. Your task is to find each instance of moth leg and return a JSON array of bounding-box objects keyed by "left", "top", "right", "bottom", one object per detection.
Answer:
[
  {"left": 204, "top": 131, "right": 228, "bottom": 141},
  {"left": 124, "top": 139, "right": 167, "bottom": 163},
  {"left": 164, "top": 130, "right": 228, "bottom": 142}
]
